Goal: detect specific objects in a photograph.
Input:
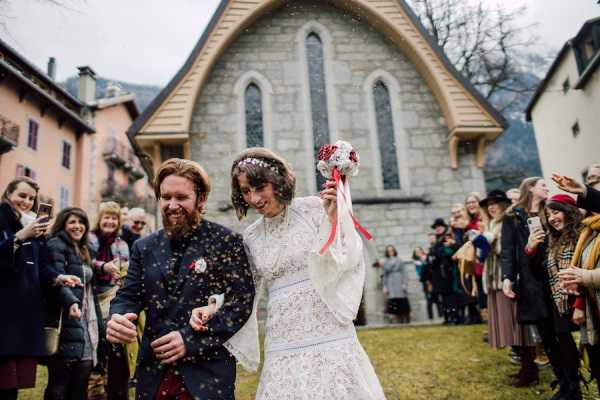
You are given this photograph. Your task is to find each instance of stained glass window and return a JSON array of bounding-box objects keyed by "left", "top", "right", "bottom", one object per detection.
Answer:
[
  {"left": 306, "top": 33, "right": 330, "bottom": 189},
  {"left": 245, "top": 83, "right": 264, "bottom": 148},
  {"left": 373, "top": 81, "right": 400, "bottom": 190}
]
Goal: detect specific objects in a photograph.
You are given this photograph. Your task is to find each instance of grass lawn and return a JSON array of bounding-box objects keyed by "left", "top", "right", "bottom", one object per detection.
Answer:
[{"left": 18, "top": 324, "right": 599, "bottom": 399}]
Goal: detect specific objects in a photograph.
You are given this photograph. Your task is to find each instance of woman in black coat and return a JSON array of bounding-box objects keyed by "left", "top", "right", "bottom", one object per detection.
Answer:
[
  {"left": 501, "top": 176, "right": 550, "bottom": 387},
  {"left": 0, "top": 178, "right": 78, "bottom": 400},
  {"left": 44, "top": 207, "right": 104, "bottom": 400}
]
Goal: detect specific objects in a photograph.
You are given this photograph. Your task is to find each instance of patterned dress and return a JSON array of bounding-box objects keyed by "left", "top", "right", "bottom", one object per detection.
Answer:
[{"left": 238, "top": 196, "right": 385, "bottom": 399}]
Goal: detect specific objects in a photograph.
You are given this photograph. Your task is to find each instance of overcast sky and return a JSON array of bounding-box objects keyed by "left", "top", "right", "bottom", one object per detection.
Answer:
[{"left": 2, "top": 0, "right": 599, "bottom": 86}]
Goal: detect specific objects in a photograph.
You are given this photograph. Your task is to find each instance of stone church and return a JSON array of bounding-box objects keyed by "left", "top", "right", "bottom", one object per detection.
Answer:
[{"left": 129, "top": 0, "right": 506, "bottom": 324}]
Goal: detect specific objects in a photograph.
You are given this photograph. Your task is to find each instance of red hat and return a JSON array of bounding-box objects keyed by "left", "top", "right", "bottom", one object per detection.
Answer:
[{"left": 548, "top": 194, "right": 576, "bottom": 207}]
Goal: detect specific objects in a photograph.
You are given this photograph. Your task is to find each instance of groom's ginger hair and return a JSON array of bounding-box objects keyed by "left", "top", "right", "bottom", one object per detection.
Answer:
[{"left": 154, "top": 158, "right": 212, "bottom": 201}]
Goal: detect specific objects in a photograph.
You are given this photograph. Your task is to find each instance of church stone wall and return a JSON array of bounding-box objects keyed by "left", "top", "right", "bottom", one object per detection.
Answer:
[{"left": 190, "top": 0, "right": 485, "bottom": 324}]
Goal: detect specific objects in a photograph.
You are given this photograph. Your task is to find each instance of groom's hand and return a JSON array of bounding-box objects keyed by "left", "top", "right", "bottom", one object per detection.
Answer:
[
  {"left": 151, "top": 331, "right": 186, "bottom": 364},
  {"left": 106, "top": 313, "right": 138, "bottom": 344}
]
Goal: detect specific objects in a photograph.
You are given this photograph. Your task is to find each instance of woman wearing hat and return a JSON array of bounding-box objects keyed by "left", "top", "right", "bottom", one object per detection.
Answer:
[
  {"left": 479, "top": 190, "right": 536, "bottom": 377},
  {"left": 525, "top": 194, "right": 583, "bottom": 399}
]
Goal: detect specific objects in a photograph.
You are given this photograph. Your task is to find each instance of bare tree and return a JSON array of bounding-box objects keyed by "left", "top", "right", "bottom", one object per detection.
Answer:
[
  {"left": 0, "top": 0, "right": 79, "bottom": 32},
  {"left": 409, "top": 0, "right": 539, "bottom": 112}
]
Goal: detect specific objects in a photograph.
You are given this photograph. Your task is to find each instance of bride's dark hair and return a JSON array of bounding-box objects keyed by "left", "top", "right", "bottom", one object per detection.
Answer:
[{"left": 231, "top": 147, "right": 295, "bottom": 220}]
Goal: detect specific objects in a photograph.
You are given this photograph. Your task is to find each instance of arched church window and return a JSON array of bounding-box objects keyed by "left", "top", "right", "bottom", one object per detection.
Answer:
[
  {"left": 373, "top": 80, "right": 400, "bottom": 190},
  {"left": 306, "top": 32, "right": 331, "bottom": 189},
  {"left": 245, "top": 83, "right": 264, "bottom": 148}
]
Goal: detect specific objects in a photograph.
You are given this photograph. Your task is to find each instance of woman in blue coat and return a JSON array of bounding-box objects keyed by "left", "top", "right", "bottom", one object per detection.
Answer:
[
  {"left": 44, "top": 207, "right": 104, "bottom": 400},
  {"left": 0, "top": 178, "right": 78, "bottom": 400}
]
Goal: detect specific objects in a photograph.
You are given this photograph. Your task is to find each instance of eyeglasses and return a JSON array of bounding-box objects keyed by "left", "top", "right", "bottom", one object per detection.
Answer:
[{"left": 133, "top": 221, "right": 146, "bottom": 227}]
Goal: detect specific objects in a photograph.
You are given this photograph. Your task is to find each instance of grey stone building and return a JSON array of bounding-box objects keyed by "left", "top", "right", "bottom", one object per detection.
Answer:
[{"left": 129, "top": 0, "right": 506, "bottom": 324}]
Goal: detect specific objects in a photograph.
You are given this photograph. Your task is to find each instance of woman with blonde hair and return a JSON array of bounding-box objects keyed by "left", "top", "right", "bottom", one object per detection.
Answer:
[
  {"left": 465, "top": 192, "right": 488, "bottom": 316},
  {"left": 88, "top": 201, "right": 130, "bottom": 400}
]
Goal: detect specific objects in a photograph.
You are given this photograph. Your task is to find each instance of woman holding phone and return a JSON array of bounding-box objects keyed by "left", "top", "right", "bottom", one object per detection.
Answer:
[
  {"left": 500, "top": 177, "right": 549, "bottom": 387},
  {"left": 525, "top": 194, "right": 582, "bottom": 399},
  {"left": 0, "top": 178, "right": 78, "bottom": 400}
]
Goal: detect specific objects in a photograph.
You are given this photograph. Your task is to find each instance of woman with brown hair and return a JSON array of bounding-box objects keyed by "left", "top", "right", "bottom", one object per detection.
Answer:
[
  {"left": 45, "top": 207, "right": 104, "bottom": 400},
  {"left": 0, "top": 178, "right": 78, "bottom": 400},
  {"left": 500, "top": 177, "right": 549, "bottom": 387},
  {"left": 527, "top": 194, "right": 583, "bottom": 399},
  {"left": 191, "top": 147, "right": 385, "bottom": 399}
]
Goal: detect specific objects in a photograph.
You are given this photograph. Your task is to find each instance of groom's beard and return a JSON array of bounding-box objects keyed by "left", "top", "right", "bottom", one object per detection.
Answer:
[{"left": 162, "top": 207, "right": 201, "bottom": 241}]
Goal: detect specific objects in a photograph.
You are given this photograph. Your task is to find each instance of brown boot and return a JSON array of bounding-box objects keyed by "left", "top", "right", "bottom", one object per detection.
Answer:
[{"left": 512, "top": 346, "right": 539, "bottom": 388}]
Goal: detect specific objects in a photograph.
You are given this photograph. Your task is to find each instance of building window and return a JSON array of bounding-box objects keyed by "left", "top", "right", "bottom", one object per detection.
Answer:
[
  {"left": 373, "top": 81, "right": 400, "bottom": 190},
  {"left": 245, "top": 83, "right": 264, "bottom": 148},
  {"left": 306, "top": 32, "right": 331, "bottom": 189},
  {"left": 572, "top": 121, "right": 581, "bottom": 138},
  {"left": 16, "top": 164, "right": 36, "bottom": 180},
  {"left": 27, "top": 119, "right": 39, "bottom": 150},
  {"left": 160, "top": 144, "right": 184, "bottom": 161},
  {"left": 62, "top": 141, "right": 72, "bottom": 169},
  {"left": 562, "top": 78, "right": 570, "bottom": 94},
  {"left": 59, "top": 187, "right": 69, "bottom": 210}
]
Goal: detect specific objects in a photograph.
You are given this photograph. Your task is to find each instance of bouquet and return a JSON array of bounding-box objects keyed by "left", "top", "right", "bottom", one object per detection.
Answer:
[{"left": 317, "top": 140, "right": 372, "bottom": 255}]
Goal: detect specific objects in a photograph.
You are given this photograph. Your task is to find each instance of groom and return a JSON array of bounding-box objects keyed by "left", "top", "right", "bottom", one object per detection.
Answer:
[{"left": 107, "top": 158, "right": 255, "bottom": 400}]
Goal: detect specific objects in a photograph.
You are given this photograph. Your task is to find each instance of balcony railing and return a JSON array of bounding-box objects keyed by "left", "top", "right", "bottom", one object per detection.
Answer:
[
  {"left": 103, "top": 137, "right": 145, "bottom": 180},
  {"left": 0, "top": 114, "right": 19, "bottom": 155}
]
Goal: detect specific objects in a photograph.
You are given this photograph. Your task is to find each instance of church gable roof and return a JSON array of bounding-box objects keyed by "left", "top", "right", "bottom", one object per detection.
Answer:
[{"left": 129, "top": 0, "right": 506, "bottom": 168}]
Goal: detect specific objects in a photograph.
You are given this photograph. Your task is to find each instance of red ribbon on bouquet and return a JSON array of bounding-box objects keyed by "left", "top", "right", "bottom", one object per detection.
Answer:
[{"left": 318, "top": 167, "right": 373, "bottom": 256}]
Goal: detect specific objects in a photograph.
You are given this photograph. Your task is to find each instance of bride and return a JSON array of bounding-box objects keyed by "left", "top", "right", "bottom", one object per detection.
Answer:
[{"left": 190, "top": 147, "right": 385, "bottom": 399}]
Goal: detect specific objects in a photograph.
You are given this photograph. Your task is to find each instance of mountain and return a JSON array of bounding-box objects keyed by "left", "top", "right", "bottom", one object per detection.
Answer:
[
  {"left": 62, "top": 76, "right": 162, "bottom": 112},
  {"left": 482, "top": 52, "right": 554, "bottom": 191}
]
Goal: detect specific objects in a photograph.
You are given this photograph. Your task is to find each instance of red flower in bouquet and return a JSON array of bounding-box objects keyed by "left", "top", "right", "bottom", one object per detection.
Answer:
[{"left": 318, "top": 144, "right": 338, "bottom": 162}]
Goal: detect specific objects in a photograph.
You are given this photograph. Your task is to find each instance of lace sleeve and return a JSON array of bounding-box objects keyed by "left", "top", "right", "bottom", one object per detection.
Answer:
[
  {"left": 306, "top": 193, "right": 366, "bottom": 326},
  {"left": 293, "top": 196, "right": 326, "bottom": 231},
  {"left": 222, "top": 225, "right": 264, "bottom": 372}
]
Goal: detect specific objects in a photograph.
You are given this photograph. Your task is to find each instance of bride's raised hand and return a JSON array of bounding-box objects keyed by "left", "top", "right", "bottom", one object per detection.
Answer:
[
  {"left": 190, "top": 303, "right": 217, "bottom": 332},
  {"left": 320, "top": 180, "right": 337, "bottom": 224}
]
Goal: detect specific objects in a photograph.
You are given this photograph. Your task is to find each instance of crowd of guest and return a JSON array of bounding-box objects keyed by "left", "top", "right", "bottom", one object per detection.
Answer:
[
  {"left": 412, "top": 163, "right": 600, "bottom": 399},
  {"left": 0, "top": 175, "right": 150, "bottom": 400},
  {"left": 2, "top": 160, "right": 600, "bottom": 399}
]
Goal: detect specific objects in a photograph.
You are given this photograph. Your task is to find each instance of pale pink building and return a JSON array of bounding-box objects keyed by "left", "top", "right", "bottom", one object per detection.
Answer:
[
  {"left": 0, "top": 40, "right": 94, "bottom": 209},
  {"left": 0, "top": 39, "right": 154, "bottom": 225}
]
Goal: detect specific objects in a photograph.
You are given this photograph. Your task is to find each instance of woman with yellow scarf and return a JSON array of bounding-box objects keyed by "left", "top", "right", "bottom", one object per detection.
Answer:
[{"left": 556, "top": 167, "right": 600, "bottom": 395}]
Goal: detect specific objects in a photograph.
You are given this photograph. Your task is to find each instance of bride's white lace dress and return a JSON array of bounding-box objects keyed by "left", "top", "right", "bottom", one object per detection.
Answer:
[{"left": 226, "top": 196, "right": 385, "bottom": 400}]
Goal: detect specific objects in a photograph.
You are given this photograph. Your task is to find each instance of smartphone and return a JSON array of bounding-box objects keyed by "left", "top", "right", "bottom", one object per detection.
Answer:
[
  {"left": 37, "top": 203, "right": 53, "bottom": 221},
  {"left": 527, "top": 216, "right": 543, "bottom": 233}
]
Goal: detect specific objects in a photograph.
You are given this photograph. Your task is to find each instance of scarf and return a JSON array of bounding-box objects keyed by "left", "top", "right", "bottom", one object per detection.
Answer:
[
  {"left": 574, "top": 214, "right": 600, "bottom": 345},
  {"left": 81, "top": 268, "right": 99, "bottom": 366},
  {"left": 546, "top": 241, "right": 574, "bottom": 315},
  {"left": 572, "top": 214, "right": 600, "bottom": 271},
  {"left": 94, "top": 229, "right": 116, "bottom": 263}
]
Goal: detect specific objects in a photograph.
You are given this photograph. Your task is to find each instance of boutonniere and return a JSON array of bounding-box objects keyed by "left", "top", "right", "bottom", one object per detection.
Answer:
[{"left": 187, "top": 257, "right": 208, "bottom": 274}]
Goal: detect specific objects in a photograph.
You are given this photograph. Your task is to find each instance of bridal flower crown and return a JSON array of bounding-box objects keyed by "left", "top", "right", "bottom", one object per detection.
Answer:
[{"left": 237, "top": 157, "right": 279, "bottom": 174}]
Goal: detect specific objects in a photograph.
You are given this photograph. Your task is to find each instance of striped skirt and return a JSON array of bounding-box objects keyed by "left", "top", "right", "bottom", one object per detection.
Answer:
[{"left": 487, "top": 289, "right": 536, "bottom": 348}]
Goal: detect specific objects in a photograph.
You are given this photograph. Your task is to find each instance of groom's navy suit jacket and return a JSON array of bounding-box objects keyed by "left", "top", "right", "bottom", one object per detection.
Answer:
[{"left": 109, "top": 219, "right": 255, "bottom": 400}]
